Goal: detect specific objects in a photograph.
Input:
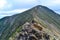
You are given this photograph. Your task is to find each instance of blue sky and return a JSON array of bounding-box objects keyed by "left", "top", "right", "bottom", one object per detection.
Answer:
[{"left": 0, "top": 0, "right": 60, "bottom": 18}]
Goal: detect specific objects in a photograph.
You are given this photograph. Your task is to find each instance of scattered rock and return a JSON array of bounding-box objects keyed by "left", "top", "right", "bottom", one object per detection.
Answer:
[{"left": 15, "top": 21, "right": 50, "bottom": 40}]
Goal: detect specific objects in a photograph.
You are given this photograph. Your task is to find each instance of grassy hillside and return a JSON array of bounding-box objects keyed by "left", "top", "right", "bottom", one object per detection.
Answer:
[
  {"left": 0, "top": 11, "right": 33, "bottom": 40},
  {"left": 0, "top": 5, "right": 60, "bottom": 40}
]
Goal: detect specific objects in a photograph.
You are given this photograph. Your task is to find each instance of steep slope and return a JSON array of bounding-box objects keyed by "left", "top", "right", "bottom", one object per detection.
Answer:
[
  {"left": 0, "top": 5, "right": 60, "bottom": 40},
  {"left": 0, "top": 12, "right": 33, "bottom": 40},
  {"left": 13, "top": 22, "right": 50, "bottom": 40}
]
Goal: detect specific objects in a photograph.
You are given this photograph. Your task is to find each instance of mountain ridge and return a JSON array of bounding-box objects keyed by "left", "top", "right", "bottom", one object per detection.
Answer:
[{"left": 0, "top": 5, "right": 60, "bottom": 40}]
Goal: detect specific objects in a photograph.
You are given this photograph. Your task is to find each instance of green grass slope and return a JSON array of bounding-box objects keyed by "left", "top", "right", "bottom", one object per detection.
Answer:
[{"left": 0, "top": 5, "right": 60, "bottom": 40}]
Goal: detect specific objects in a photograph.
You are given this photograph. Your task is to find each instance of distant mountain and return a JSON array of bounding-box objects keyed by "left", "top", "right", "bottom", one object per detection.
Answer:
[{"left": 0, "top": 5, "right": 60, "bottom": 40}]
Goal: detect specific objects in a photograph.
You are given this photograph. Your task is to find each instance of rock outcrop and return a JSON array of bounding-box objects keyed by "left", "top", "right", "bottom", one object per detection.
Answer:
[{"left": 15, "top": 21, "right": 50, "bottom": 40}]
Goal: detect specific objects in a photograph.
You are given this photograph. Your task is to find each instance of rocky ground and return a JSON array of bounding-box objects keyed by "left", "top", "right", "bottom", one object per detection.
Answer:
[{"left": 15, "top": 21, "right": 50, "bottom": 40}]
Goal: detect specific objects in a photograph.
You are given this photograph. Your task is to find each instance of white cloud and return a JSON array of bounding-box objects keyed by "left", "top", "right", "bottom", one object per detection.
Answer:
[
  {"left": 4, "top": 3, "right": 12, "bottom": 10},
  {"left": 0, "top": 9, "right": 27, "bottom": 14},
  {"left": 49, "top": 0, "right": 60, "bottom": 6},
  {"left": 0, "top": 15, "right": 9, "bottom": 18},
  {"left": 40, "top": 0, "right": 60, "bottom": 7},
  {"left": 14, "top": 0, "right": 38, "bottom": 5},
  {"left": 0, "top": 0, "right": 60, "bottom": 18},
  {"left": 52, "top": 0, "right": 60, "bottom": 4},
  {"left": 0, "top": 0, "right": 12, "bottom": 10},
  {"left": 0, "top": 0, "right": 7, "bottom": 9},
  {"left": 14, "top": 0, "right": 37, "bottom": 3},
  {"left": 55, "top": 11, "right": 60, "bottom": 14},
  {"left": 0, "top": 9, "right": 28, "bottom": 18}
]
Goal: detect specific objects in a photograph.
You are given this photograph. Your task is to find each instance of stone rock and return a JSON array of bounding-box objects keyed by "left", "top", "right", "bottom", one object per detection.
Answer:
[{"left": 15, "top": 22, "right": 50, "bottom": 40}]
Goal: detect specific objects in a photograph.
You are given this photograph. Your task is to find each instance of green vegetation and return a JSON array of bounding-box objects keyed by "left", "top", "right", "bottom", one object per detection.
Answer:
[{"left": 0, "top": 5, "right": 60, "bottom": 40}]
